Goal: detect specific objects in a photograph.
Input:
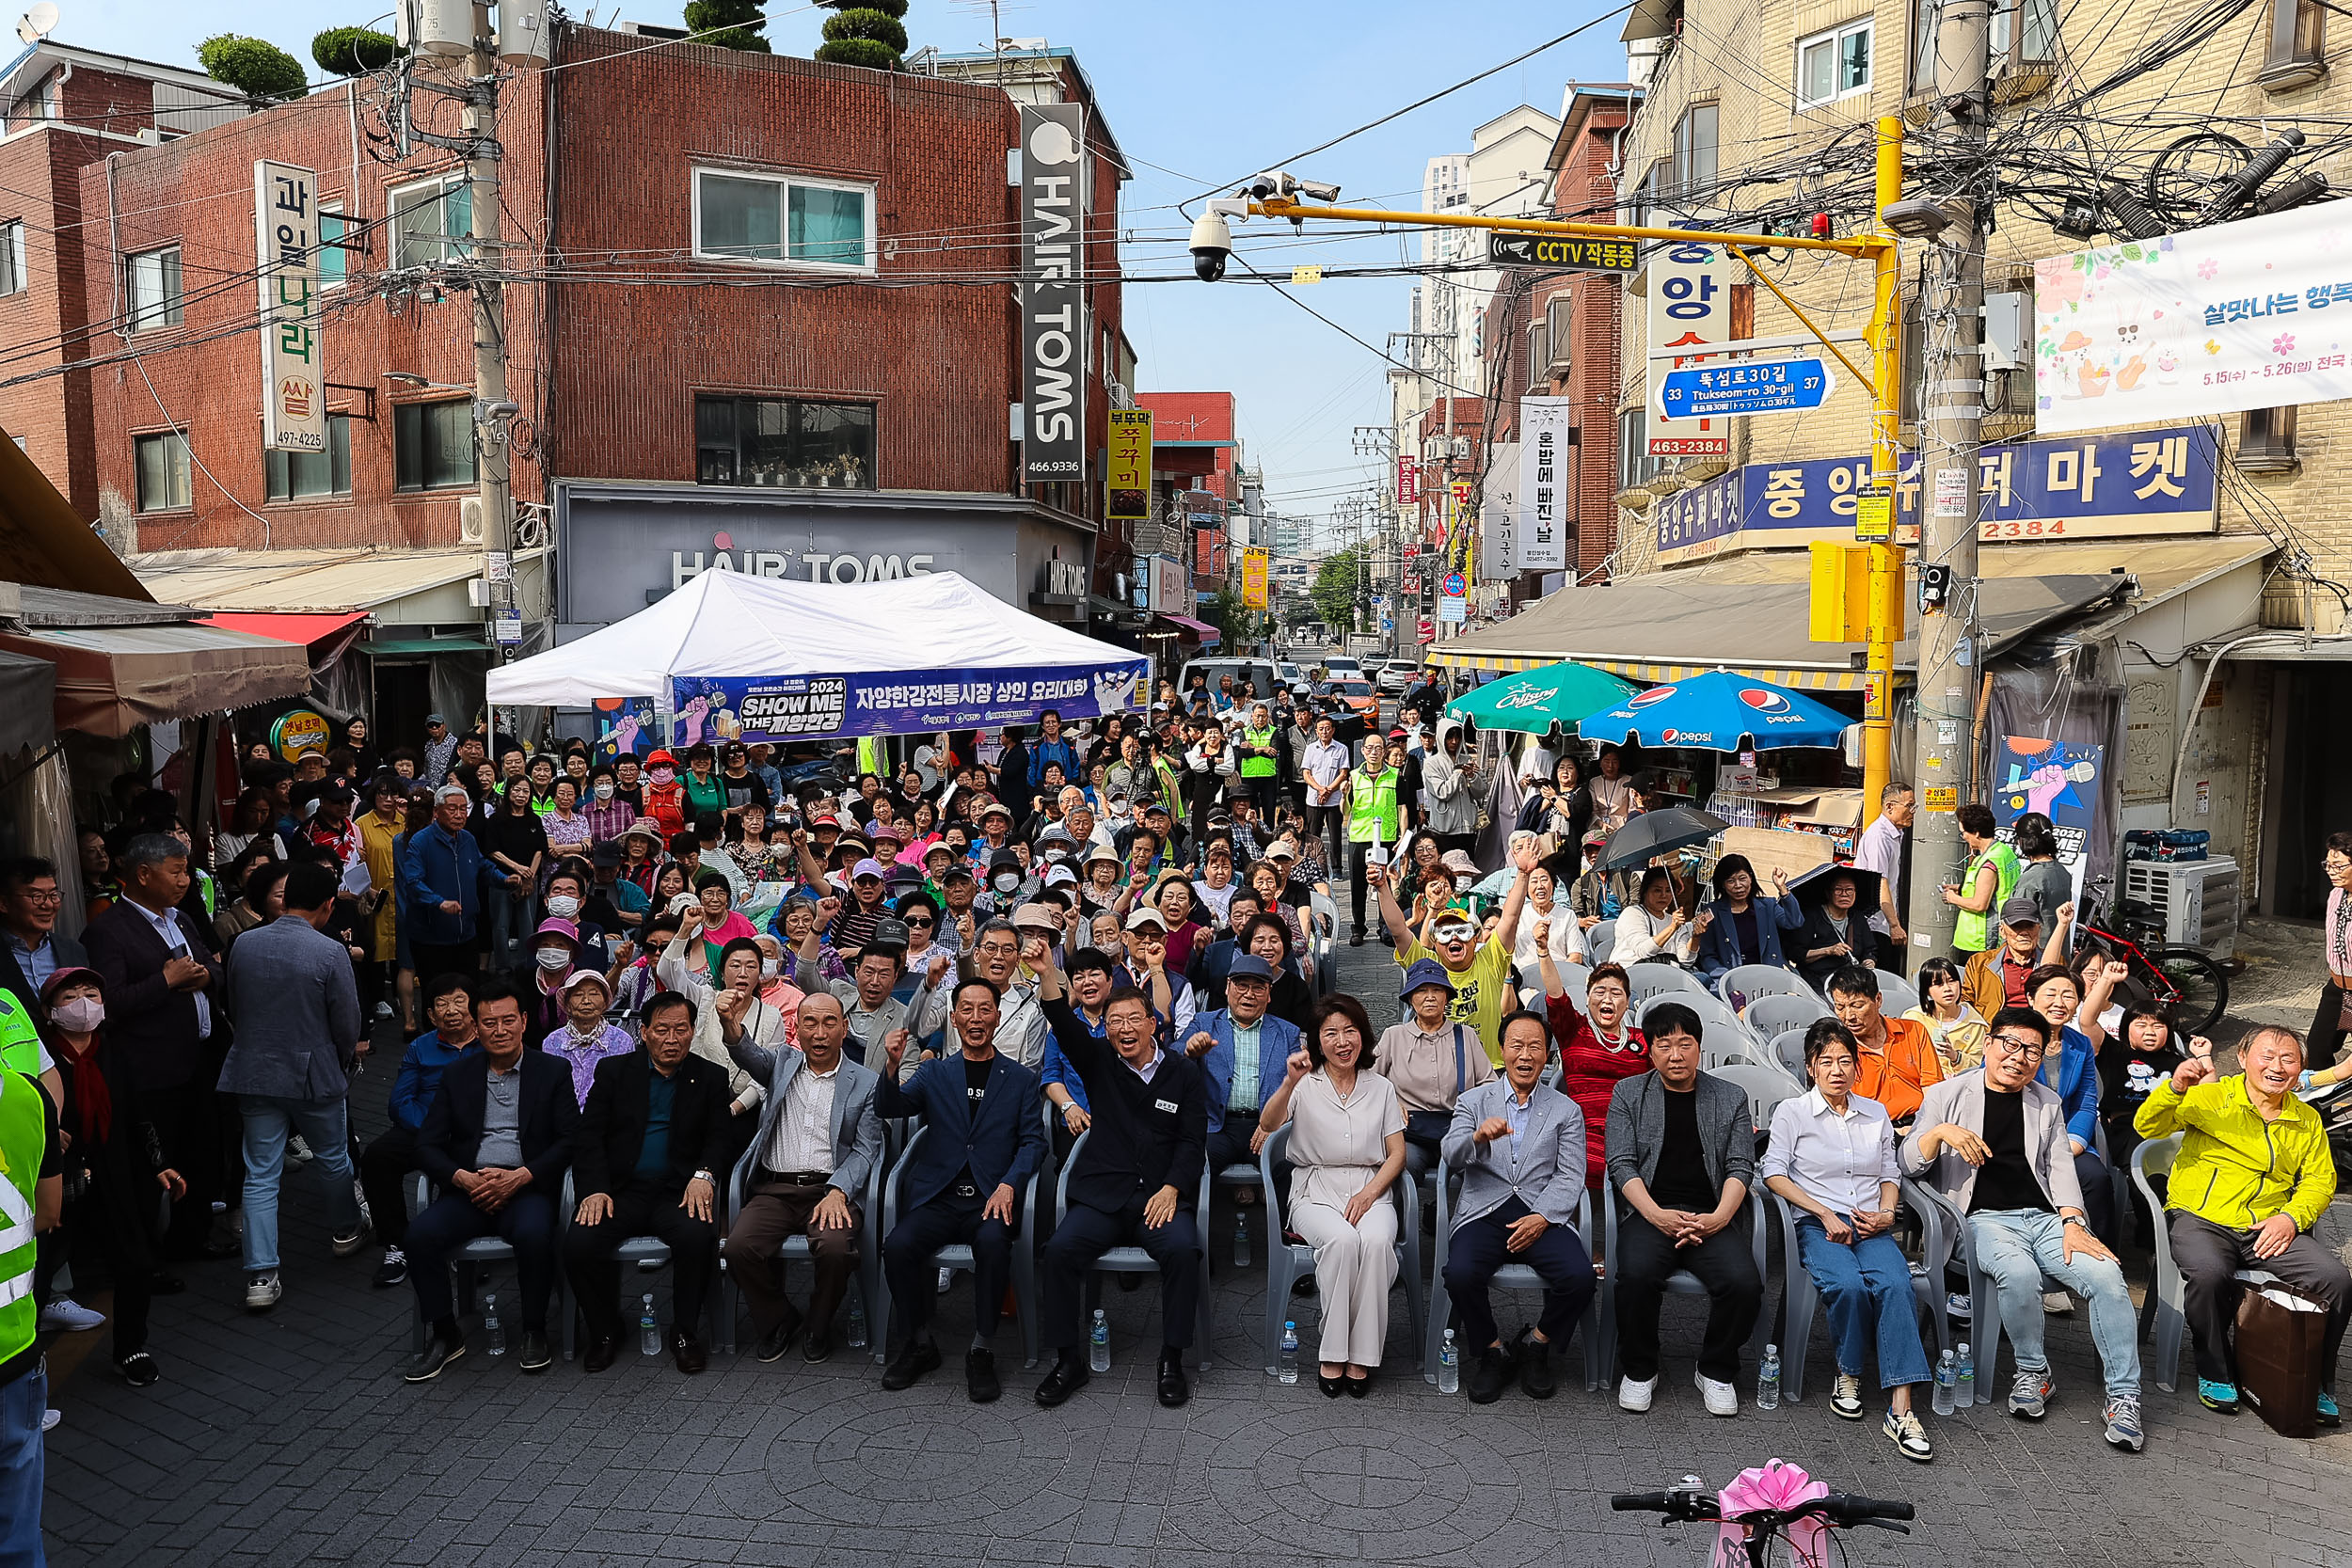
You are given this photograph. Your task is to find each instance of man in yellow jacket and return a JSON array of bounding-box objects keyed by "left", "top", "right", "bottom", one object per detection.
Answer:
[{"left": 2135, "top": 1025, "right": 2346, "bottom": 1419}]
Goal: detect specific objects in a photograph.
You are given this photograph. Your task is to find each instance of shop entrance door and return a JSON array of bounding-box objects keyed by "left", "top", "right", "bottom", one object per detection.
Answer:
[
  {"left": 373, "top": 661, "right": 434, "bottom": 757},
  {"left": 2269, "top": 664, "right": 2352, "bottom": 918}
]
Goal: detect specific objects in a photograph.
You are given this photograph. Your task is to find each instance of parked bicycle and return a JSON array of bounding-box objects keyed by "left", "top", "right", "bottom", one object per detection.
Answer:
[
  {"left": 2063, "top": 873, "right": 2228, "bottom": 1037},
  {"left": 1613, "top": 1462, "right": 1912, "bottom": 1568}
]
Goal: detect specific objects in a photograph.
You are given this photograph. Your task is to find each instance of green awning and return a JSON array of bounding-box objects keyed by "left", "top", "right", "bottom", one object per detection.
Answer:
[{"left": 357, "top": 637, "right": 487, "bottom": 657}]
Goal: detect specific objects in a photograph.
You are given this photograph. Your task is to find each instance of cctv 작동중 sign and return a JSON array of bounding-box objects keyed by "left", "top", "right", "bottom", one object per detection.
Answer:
[
  {"left": 1021, "top": 104, "right": 1089, "bottom": 483},
  {"left": 1486, "top": 231, "right": 1636, "bottom": 273}
]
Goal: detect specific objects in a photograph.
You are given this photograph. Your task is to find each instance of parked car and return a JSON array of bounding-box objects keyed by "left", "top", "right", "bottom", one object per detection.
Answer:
[
  {"left": 1333, "top": 677, "right": 1380, "bottom": 724},
  {"left": 1376, "top": 660, "right": 1418, "bottom": 696},
  {"left": 1178, "top": 657, "right": 1282, "bottom": 705}
]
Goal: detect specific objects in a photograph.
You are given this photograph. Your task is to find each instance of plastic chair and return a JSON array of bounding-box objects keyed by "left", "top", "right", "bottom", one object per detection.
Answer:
[
  {"left": 1586, "top": 916, "right": 1616, "bottom": 966},
  {"left": 719, "top": 1140, "right": 888, "bottom": 1363},
  {"left": 557, "top": 1171, "right": 735, "bottom": 1357},
  {"left": 1745, "top": 990, "right": 1831, "bottom": 1040},
  {"left": 404, "top": 1172, "right": 570, "bottom": 1354},
  {"left": 1696, "top": 1022, "right": 1772, "bottom": 1074},
  {"left": 872, "top": 1105, "right": 1046, "bottom": 1369},
  {"left": 1772, "top": 1186, "right": 1949, "bottom": 1402},
  {"left": 1768, "top": 1029, "right": 1809, "bottom": 1081},
  {"left": 1422, "top": 1149, "right": 1603, "bottom": 1389},
  {"left": 1709, "top": 1062, "right": 1804, "bottom": 1132},
  {"left": 1874, "top": 973, "right": 1921, "bottom": 1020},
  {"left": 1598, "top": 1184, "right": 1770, "bottom": 1383},
  {"left": 2131, "top": 1132, "right": 2284, "bottom": 1395},
  {"left": 1259, "top": 1124, "right": 1424, "bottom": 1375},
  {"left": 1906, "top": 1175, "right": 2123, "bottom": 1407},
  {"left": 1052, "top": 1127, "right": 1216, "bottom": 1370},
  {"left": 1717, "top": 963, "right": 1809, "bottom": 1014},
  {"left": 1627, "top": 962, "right": 1704, "bottom": 1006}
]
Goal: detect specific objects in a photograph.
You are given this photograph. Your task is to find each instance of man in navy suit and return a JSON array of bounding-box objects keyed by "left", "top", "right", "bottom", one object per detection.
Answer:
[
  {"left": 1183, "top": 955, "right": 1300, "bottom": 1178},
  {"left": 404, "top": 977, "right": 579, "bottom": 1381},
  {"left": 875, "top": 976, "right": 1046, "bottom": 1402}
]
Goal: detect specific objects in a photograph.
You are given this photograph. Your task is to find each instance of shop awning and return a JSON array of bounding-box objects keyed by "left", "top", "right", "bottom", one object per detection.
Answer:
[
  {"left": 357, "top": 636, "right": 489, "bottom": 657},
  {"left": 0, "top": 649, "right": 54, "bottom": 755},
  {"left": 124, "top": 546, "right": 545, "bottom": 617},
  {"left": 204, "top": 610, "right": 369, "bottom": 647},
  {"left": 0, "top": 621, "right": 310, "bottom": 737},
  {"left": 1153, "top": 612, "right": 1220, "bottom": 642}
]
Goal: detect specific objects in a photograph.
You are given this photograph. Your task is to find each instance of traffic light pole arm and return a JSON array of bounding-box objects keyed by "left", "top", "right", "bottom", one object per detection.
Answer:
[
  {"left": 1248, "top": 198, "right": 1887, "bottom": 259},
  {"left": 1720, "top": 242, "right": 1879, "bottom": 401}
]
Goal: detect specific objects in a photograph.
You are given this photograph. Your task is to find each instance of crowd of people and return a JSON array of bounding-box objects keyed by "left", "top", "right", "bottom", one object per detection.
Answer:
[{"left": 3, "top": 678, "right": 2347, "bottom": 1546}]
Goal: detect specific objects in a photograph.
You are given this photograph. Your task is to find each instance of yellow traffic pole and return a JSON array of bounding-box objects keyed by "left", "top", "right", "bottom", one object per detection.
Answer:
[{"left": 1859, "top": 115, "right": 1906, "bottom": 831}]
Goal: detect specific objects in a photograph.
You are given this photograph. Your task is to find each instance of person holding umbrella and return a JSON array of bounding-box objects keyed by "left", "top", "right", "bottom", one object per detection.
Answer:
[{"left": 1793, "top": 867, "right": 1886, "bottom": 992}]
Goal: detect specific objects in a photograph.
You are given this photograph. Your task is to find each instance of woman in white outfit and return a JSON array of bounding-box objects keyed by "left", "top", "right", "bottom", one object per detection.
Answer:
[{"left": 1257, "top": 993, "right": 1406, "bottom": 1396}]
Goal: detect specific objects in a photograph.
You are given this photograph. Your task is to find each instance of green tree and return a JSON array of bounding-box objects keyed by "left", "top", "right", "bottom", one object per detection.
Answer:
[
  {"left": 310, "top": 26, "right": 400, "bottom": 77},
  {"left": 816, "top": 0, "right": 909, "bottom": 70},
  {"left": 197, "top": 35, "right": 310, "bottom": 103},
  {"left": 1309, "top": 546, "right": 1368, "bottom": 633},
  {"left": 684, "top": 0, "right": 771, "bottom": 52}
]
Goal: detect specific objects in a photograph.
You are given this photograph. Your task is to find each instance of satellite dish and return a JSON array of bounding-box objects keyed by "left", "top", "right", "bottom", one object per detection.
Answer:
[{"left": 15, "top": 3, "right": 56, "bottom": 43}]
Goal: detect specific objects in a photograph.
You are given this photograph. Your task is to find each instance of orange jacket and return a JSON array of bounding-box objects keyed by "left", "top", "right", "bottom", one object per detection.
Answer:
[{"left": 1852, "top": 1016, "right": 1944, "bottom": 1124}]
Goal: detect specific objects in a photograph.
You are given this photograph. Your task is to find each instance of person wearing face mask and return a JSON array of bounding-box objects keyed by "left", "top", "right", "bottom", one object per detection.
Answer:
[
  {"left": 639, "top": 749, "right": 689, "bottom": 843},
  {"left": 582, "top": 766, "right": 637, "bottom": 847},
  {"left": 516, "top": 919, "right": 585, "bottom": 1048},
  {"left": 538, "top": 867, "right": 612, "bottom": 974},
  {"left": 980, "top": 847, "right": 1038, "bottom": 917},
  {"left": 1419, "top": 721, "right": 1483, "bottom": 862}
]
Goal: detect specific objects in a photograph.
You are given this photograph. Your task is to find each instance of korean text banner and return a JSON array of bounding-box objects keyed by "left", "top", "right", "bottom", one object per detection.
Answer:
[
  {"left": 672, "top": 661, "right": 1148, "bottom": 746},
  {"left": 255, "top": 161, "right": 325, "bottom": 454},
  {"left": 2034, "top": 202, "right": 2352, "bottom": 436},
  {"left": 1516, "top": 400, "right": 1571, "bottom": 571},
  {"left": 1105, "top": 408, "right": 1151, "bottom": 521}
]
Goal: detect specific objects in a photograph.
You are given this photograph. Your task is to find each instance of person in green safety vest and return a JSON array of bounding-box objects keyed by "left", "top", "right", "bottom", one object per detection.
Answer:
[
  {"left": 1343, "top": 734, "right": 1402, "bottom": 947},
  {"left": 0, "top": 1059, "right": 64, "bottom": 1552},
  {"left": 1945, "top": 801, "right": 2023, "bottom": 959},
  {"left": 1237, "top": 702, "right": 1281, "bottom": 822}
]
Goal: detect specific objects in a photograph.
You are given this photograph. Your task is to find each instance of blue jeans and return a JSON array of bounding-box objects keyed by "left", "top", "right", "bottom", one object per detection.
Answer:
[
  {"left": 1969, "top": 1208, "right": 2140, "bottom": 1400},
  {"left": 1795, "top": 1215, "right": 1931, "bottom": 1391},
  {"left": 0, "top": 1359, "right": 44, "bottom": 1567},
  {"left": 239, "top": 1096, "right": 362, "bottom": 1274},
  {"left": 487, "top": 883, "right": 535, "bottom": 968}
]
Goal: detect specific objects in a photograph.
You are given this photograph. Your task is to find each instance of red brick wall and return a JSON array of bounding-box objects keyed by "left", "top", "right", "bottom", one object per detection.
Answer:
[
  {"left": 59, "top": 67, "right": 154, "bottom": 140},
  {"left": 0, "top": 127, "right": 107, "bottom": 518}
]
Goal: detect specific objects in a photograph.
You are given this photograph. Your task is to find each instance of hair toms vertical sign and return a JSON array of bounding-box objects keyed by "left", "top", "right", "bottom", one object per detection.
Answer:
[{"left": 1021, "top": 104, "right": 1089, "bottom": 483}]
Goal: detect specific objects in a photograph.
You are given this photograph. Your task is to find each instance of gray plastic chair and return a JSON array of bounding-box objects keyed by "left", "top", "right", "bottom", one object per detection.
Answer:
[
  {"left": 2132, "top": 1132, "right": 2287, "bottom": 1395},
  {"left": 719, "top": 1142, "right": 886, "bottom": 1363},
  {"left": 1771, "top": 1028, "right": 1810, "bottom": 1081},
  {"left": 1052, "top": 1128, "right": 1216, "bottom": 1369},
  {"left": 1627, "top": 961, "right": 1705, "bottom": 1006},
  {"left": 1709, "top": 1062, "right": 1804, "bottom": 1131},
  {"left": 1744, "top": 990, "right": 1832, "bottom": 1041},
  {"left": 559, "top": 1170, "right": 735, "bottom": 1358},
  {"left": 1717, "top": 963, "right": 1810, "bottom": 1014},
  {"left": 1422, "top": 1150, "right": 1602, "bottom": 1389},
  {"left": 1259, "top": 1124, "right": 1424, "bottom": 1376},
  {"left": 1874, "top": 973, "right": 1921, "bottom": 1020},
  {"left": 1771, "top": 1186, "right": 1949, "bottom": 1402},
  {"left": 872, "top": 1104, "right": 1046, "bottom": 1369},
  {"left": 404, "top": 1171, "right": 569, "bottom": 1354},
  {"left": 1598, "top": 1183, "right": 1770, "bottom": 1384}
]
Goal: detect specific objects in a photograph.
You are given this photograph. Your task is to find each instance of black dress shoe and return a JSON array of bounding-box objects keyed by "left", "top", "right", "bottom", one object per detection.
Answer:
[
  {"left": 882, "top": 1337, "right": 942, "bottom": 1390},
  {"left": 405, "top": 1335, "right": 466, "bottom": 1384},
  {"left": 1465, "top": 1344, "right": 1515, "bottom": 1405},
  {"left": 755, "top": 1303, "right": 803, "bottom": 1363},
  {"left": 1291, "top": 1275, "right": 1318, "bottom": 1298},
  {"left": 115, "top": 1352, "right": 161, "bottom": 1387},
  {"left": 1035, "top": 1351, "right": 1090, "bottom": 1406},
  {"left": 966, "top": 1347, "right": 1001, "bottom": 1403},
  {"left": 1349, "top": 931, "right": 1365, "bottom": 947},
  {"left": 802, "top": 1327, "right": 834, "bottom": 1363},
  {"left": 582, "top": 1336, "right": 619, "bottom": 1374},
  {"left": 673, "top": 1333, "right": 707, "bottom": 1375},
  {"left": 516, "top": 1330, "right": 551, "bottom": 1372},
  {"left": 1343, "top": 1371, "right": 1373, "bottom": 1399},
  {"left": 1318, "top": 1371, "right": 1345, "bottom": 1398},
  {"left": 1156, "top": 1348, "right": 1190, "bottom": 1408},
  {"left": 1516, "top": 1327, "right": 1556, "bottom": 1401}
]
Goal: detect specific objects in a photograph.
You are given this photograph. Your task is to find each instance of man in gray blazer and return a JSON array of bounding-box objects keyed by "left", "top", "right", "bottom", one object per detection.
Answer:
[
  {"left": 1604, "top": 1001, "right": 1763, "bottom": 1417},
  {"left": 725, "top": 990, "right": 884, "bottom": 1362},
  {"left": 1440, "top": 1009, "right": 1593, "bottom": 1404},
  {"left": 1901, "top": 1006, "right": 2142, "bottom": 1450}
]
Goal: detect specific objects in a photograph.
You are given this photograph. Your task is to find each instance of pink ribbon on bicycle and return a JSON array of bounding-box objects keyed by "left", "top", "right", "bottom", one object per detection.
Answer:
[{"left": 1715, "top": 1461, "right": 1831, "bottom": 1567}]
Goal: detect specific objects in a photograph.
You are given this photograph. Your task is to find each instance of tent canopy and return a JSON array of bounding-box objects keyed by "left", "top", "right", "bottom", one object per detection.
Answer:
[{"left": 486, "top": 569, "right": 1147, "bottom": 720}]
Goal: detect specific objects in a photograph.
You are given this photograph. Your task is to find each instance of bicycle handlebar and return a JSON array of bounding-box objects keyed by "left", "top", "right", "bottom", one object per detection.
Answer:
[
  {"left": 1610, "top": 1493, "right": 1675, "bottom": 1513},
  {"left": 1817, "top": 1495, "right": 1915, "bottom": 1526},
  {"left": 1609, "top": 1491, "right": 1912, "bottom": 1528}
]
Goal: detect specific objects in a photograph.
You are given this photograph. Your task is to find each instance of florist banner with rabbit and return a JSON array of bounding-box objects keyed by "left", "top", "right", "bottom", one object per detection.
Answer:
[{"left": 2033, "top": 200, "right": 2352, "bottom": 434}]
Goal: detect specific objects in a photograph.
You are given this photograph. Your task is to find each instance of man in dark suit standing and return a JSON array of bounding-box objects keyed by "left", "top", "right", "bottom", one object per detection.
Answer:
[
  {"left": 404, "top": 977, "right": 578, "bottom": 1381},
  {"left": 875, "top": 976, "right": 1046, "bottom": 1402},
  {"left": 1032, "top": 954, "right": 1208, "bottom": 1410},
  {"left": 564, "top": 991, "right": 729, "bottom": 1373},
  {"left": 83, "top": 833, "right": 226, "bottom": 1260}
]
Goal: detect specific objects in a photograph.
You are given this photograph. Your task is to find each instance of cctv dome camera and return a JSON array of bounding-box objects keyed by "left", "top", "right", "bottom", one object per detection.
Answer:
[{"left": 1189, "top": 211, "right": 1232, "bottom": 282}]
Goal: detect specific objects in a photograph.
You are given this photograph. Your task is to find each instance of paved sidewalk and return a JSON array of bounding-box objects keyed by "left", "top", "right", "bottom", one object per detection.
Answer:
[{"left": 37, "top": 932, "right": 2352, "bottom": 1568}]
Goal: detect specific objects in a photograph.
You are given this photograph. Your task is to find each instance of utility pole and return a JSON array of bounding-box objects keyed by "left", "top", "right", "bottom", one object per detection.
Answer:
[
  {"left": 1905, "top": 0, "right": 1992, "bottom": 959},
  {"left": 466, "top": 2, "right": 518, "bottom": 675}
]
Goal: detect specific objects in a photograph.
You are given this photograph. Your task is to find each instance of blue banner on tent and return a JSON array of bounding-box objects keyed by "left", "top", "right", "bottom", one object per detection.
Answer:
[{"left": 671, "top": 660, "right": 1148, "bottom": 746}]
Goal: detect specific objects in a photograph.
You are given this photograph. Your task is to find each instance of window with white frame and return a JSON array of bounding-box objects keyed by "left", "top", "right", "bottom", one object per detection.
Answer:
[
  {"left": 318, "top": 204, "right": 347, "bottom": 288},
  {"left": 693, "top": 167, "right": 875, "bottom": 271},
  {"left": 0, "top": 221, "right": 25, "bottom": 296},
  {"left": 389, "top": 176, "right": 473, "bottom": 269},
  {"left": 1798, "top": 19, "right": 1873, "bottom": 105},
  {"left": 127, "top": 245, "right": 182, "bottom": 331}
]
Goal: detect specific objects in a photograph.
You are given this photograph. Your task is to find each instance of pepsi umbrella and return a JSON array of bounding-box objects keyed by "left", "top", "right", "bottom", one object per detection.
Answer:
[
  {"left": 1445, "top": 660, "right": 1636, "bottom": 736},
  {"left": 1580, "top": 670, "right": 1853, "bottom": 752}
]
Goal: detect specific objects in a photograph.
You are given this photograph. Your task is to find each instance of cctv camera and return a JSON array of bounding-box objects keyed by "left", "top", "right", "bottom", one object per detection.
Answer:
[
  {"left": 1243, "top": 172, "right": 1287, "bottom": 200},
  {"left": 1295, "top": 179, "right": 1342, "bottom": 204},
  {"left": 1189, "top": 211, "right": 1232, "bottom": 282}
]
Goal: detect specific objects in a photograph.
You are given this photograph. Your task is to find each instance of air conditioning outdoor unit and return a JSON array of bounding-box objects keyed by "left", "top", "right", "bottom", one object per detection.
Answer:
[
  {"left": 2120, "top": 855, "right": 2240, "bottom": 959},
  {"left": 459, "top": 497, "right": 485, "bottom": 544}
]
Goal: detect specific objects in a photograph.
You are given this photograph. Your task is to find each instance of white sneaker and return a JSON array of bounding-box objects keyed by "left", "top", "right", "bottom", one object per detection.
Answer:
[
  {"left": 1946, "top": 1291, "right": 1973, "bottom": 1321},
  {"left": 2042, "top": 1289, "right": 2074, "bottom": 1316},
  {"left": 245, "top": 1271, "right": 282, "bottom": 1312},
  {"left": 287, "top": 1134, "right": 314, "bottom": 1166},
  {"left": 1884, "top": 1406, "right": 1933, "bottom": 1462},
  {"left": 374, "top": 1001, "right": 394, "bottom": 1019},
  {"left": 39, "top": 1298, "right": 105, "bottom": 1333},
  {"left": 331, "top": 1227, "right": 368, "bottom": 1258},
  {"left": 1830, "top": 1372, "right": 1866, "bottom": 1419},
  {"left": 1695, "top": 1370, "right": 1740, "bottom": 1417},
  {"left": 936, "top": 1266, "right": 957, "bottom": 1295},
  {"left": 40, "top": 1408, "right": 59, "bottom": 1433},
  {"left": 1617, "top": 1374, "right": 1657, "bottom": 1413}
]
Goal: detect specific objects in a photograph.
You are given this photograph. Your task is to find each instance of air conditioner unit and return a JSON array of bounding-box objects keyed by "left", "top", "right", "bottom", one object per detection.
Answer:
[
  {"left": 459, "top": 497, "right": 485, "bottom": 544},
  {"left": 2121, "top": 856, "right": 2240, "bottom": 959}
]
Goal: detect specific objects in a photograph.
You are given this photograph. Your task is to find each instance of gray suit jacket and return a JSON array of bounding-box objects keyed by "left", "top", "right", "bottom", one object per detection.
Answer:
[
  {"left": 1604, "top": 1071, "right": 1756, "bottom": 1212},
  {"left": 1899, "top": 1068, "right": 2087, "bottom": 1215},
  {"left": 216, "top": 914, "right": 362, "bottom": 1101},
  {"left": 1442, "top": 1078, "right": 1585, "bottom": 1231},
  {"left": 727, "top": 1037, "right": 885, "bottom": 1203}
]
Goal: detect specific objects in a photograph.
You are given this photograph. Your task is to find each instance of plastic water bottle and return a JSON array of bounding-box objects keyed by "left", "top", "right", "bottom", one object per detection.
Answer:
[
  {"left": 1233, "top": 1212, "right": 1250, "bottom": 1269},
  {"left": 1089, "top": 1308, "right": 1111, "bottom": 1372},
  {"left": 1437, "top": 1330, "right": 1460, "bottom": 1395},
  {"left": 1932, "top": 1350, "right": 1958, "bottom": 1415},
  {"left": 1756, "top": 1344, "right": 1781, "bottom": 1411},
  {"left": 1955, "top": 1342, "right": 1975, "bottom": 1407},
  {"left": 847, "top": 1297, "right": 868, "bottom": 1350},
  {"left": 483, "top": 1293, "right": 505, "bottom": 1356},
  {"left": 1279, "top": 1321, "right": 1300, "bottom": 1385},
  {"left": 639, "top": 1293, "right": 660, "bottom": 1356}
]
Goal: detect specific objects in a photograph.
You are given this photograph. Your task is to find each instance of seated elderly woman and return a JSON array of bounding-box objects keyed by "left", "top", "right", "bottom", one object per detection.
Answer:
[
  {"left": 1759, "top": 1018, "right": 1934, "bottom": 1463},
  {"left": 1792, "top": 867, "right": 1884, "bottom": 992},
  {"left": 1256, "top": 993, "right": 1407, "bottom": 1396}
]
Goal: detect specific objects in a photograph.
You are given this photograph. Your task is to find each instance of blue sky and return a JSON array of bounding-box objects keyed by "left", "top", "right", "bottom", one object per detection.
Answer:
[{"left": 61, "top": 0, "right": 1627, "bottom": 549}]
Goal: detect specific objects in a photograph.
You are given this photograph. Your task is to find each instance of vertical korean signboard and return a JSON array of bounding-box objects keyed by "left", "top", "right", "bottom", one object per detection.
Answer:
[
  {"left": 1396, "top": 454, "right": 1420, "bottom": 504},
  {"left": 1517, "top": 397, "right": 1571, "bottom": 570},
  {"left": 1646, "top": 242, "right": 1731, "bottom": 458},
  {"left": 1020, "top": 105, "right": 1088, "bottom": 483},
  {"left": 255, "top": 161, "right": 325, "bottom": 453},
  {"left": 1105, "top": 407, "right": 1151, "bottom": 520},
  {"left": 1241, "top": 547, "right": 1269, "bottom": 610}
]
